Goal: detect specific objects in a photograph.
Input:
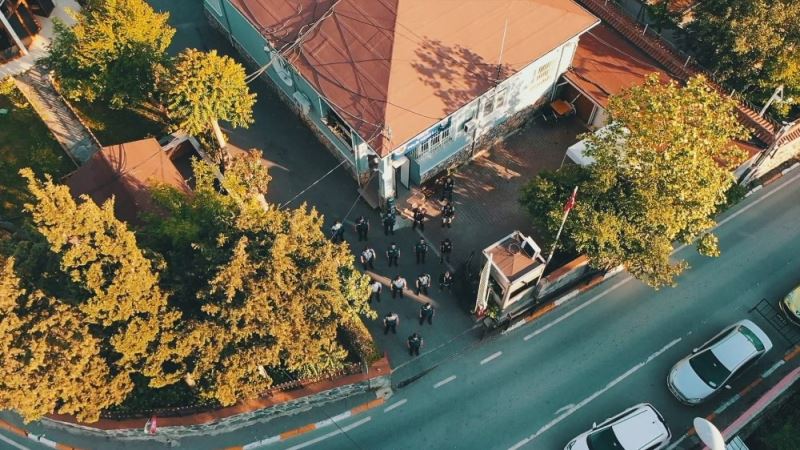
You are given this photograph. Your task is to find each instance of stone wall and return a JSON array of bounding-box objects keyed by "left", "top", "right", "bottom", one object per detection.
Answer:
[
  {"left": 535, "top": 255, "right": 594, "bottom": 299},
  {"left": 43, "top": 357, "right": 391, "bottom": 443}
]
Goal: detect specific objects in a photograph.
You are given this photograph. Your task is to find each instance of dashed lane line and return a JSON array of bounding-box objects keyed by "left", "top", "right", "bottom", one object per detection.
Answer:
[
  {"left": 284, "top": 417, "right": 371, "bottom": 450},
  {"left": 480, "top": 351, "right": 503, "bottom": 365},
  {"left": 383, "top": 399, "right": 407, "bottom": 413},
  {"left": 433, "top": 375, "right": 457, "bottom": 389},
  {"left": 508, "top": 337, "right": 682, "bottom": 450},
  {"left": 0, "top": 434, "right": 29, "bottom": 450}
]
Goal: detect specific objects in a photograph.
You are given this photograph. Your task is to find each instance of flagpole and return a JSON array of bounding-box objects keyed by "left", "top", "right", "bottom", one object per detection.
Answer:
[{"left": 535, "top": 186, "right": 578, "bottom": 287}]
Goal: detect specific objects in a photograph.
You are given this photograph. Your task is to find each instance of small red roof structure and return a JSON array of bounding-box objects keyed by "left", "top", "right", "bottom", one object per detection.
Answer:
[
  {"left": 229, "top": 0, "right": 599, "bottom": 156},
  {"left": 564, "top": 23, "right": 672, "bottom": 109},
  {"left": 66, "top": 138, "right": 191, "bottom": 223}
]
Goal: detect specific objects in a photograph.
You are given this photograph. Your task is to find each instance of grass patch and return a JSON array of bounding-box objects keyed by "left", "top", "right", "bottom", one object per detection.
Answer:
[
  {"left": 0, "top": 82, "right": 77, "bottom": 223},
  {"left": 747, "top": 391, "right": 800, "bottom": 450},
  {"left": 71, "top": 99, "right": 167, "bottom": 145}
]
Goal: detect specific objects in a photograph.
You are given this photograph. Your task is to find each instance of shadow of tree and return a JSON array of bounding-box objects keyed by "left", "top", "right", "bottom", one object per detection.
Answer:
[{"left": 411, "top": 38, "right": 513, "bottom": 113}]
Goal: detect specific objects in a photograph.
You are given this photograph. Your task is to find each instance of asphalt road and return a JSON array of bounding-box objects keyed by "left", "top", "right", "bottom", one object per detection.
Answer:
[{"left": 256, "top": 171, "right": 800, "bottom": 450}]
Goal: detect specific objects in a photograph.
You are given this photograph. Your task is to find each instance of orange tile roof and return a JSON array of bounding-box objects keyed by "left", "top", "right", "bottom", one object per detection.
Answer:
[
  {"left": 564, "top": 23, "right": 672, "bottom": 108},
  {"left": 66, "top": 138, "right": 191, "bottom": 223},
  {"left": 229, "top": 0, "right": 599, "bottom": 156}
]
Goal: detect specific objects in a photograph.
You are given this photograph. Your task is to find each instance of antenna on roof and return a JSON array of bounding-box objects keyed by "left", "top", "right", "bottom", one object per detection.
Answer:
[{"left": 494, "top": 17, "right": 509, "bottom": 85}]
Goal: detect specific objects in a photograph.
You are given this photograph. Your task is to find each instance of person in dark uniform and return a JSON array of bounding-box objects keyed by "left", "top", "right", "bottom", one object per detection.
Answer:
[
  {"left": 414, "top": 238, "right": 429, "bottom": 264},
  {"left": 441, "top": 202, "right": 455, "bottom": 228},
  {"left": 386, "top": 243, "right": 400, "bottom": 267},
  {"left": 439, "top": 270, "right": 454, "bottom": 292},
  {"left": 415, "top": 273, "right": 431, "bottom": 295},
  {"left": 330, "top": 219, "right": 344, "bottom": 243},
  {"left": 391, "top": 275, "right": 407, "bottom": 298},
  {"left": 360, "top": 246, "right": 376, "bottom": 270},
  {"left": 407, "top": 332, "right": 423, "bottom": 356},
  {"left": 370, "top": 278, "right": 382, "bottom": 303},
  {"left": 440, "top": 176, "right": 455, "bottom": 202},
  {"left": 355, "top": 215, "right": 369, "bottom": 241},
  {"left": 382, "top": 212, "right": 396, "bottom": 236},
  {"left": 383, "top": 312, "right": 399, "bottom": 334},
  {"left": 440, "top": 238, "right": 453, "bottom": 263},
  {"left": 412, "top": 206, "right": 426, "bottom": 231},
  {"left": 419, "top": 303, "right": 435, "bottom": 325}
]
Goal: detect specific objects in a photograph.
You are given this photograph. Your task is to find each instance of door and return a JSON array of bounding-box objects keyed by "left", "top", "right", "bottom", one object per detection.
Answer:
[{"left": 391, "top": 155, "right": 410, "bottom": 192}]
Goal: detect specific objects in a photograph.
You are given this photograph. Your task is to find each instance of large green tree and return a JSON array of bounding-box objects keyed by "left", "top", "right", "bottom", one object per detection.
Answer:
[
  {"left": 45, "top": 0, "right": 175, "bottom": 108},
  {"left": 0, "top": 170, "right": 175, "bottom": 422},
  {"left": 163, "top": 49, "right": 256, "bottom": 152},
  {"left": 688, "top": 0, "right": 800, "bottom": 118},
  {"left": 520, "top": 75, "right": 748, "bottom": 288},
  {"left": 139, "top": 156, "right": 373, "bottom": 406}
]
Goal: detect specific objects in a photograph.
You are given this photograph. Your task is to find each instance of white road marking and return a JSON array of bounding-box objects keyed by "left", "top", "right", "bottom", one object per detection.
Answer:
[
  {"left": 480, "top": 351, "right": 503, "bottom": 365},
  {"left": 524, "top": 277, "right": 632, "bottom": 341},
  {"left": 554, "top": 404, "right": 575, "bottom": 415},
  {"left": 761, "top": 360, "right": 785, "bottom": 378},
  {"left": 285, "top": 417, "right": 371, "bottom": 450},
  {"left": 508, "top": 337, "right": 682, "bottom": 450},
  {"left": 521, "top": 170, "right": 800, "bottom": 345},
  {"left": 433, "top": 375, "right": 457, "bottom": 389},
  {"left": 714, "top": 394, "right": 741, "bottom": 415},
  {"left": 666, "top": 433, "right": 690, "bottom": 450},
  {"left": 383, "top": 399, "right": 407, "bottom": 413},
  {"left": 0, "top": 434, "right": 29, "bottom": 450}
]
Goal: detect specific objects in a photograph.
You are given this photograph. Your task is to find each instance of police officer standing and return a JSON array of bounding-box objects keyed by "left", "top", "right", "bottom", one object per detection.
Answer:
[
  {"left": 440, "top": 175, "right": 455, "bottom": 202},
  {"left": 439, "top": 270, "right": 454, "bottom": 292},
  {"left": 391, "top": 275, "right": 407, "bottom": 298},
  {"left": 386, "top": 243, "right": 400, "bottom": 267},
  {"left": 383, "top": 312, "right": 399, "bottom": 334},
  {"left": 415, "top": 272, "right": 431, "bottom": 295},
  {"left": 330, "top": 219, "right": 344, "bottom": 243},
  {"left": 355, "top": 215, "right": 369, "bottom": 241},
  {"left": 407, "top": 332, "right": 423, "bottom": 356},
  {"left": 382, "top": 212, "right": 396, "bottom": 236},
  {"left": 442, "top": 201, "right": 455, "bottom": 228},
  {"left": 415, "top": 238, "right": 429, "bottom": 264},
  {"left": 360, "top": 246, "right": 376, "bottom": 270},
  {"left": 440, "top": 238, "right": 453, "bottom": 263},
  {"left": 370, "top": 278, "right": 382, "bottom": 303},
  {"left": 419, "top": 303, "right": 435, "bottom": 325},
  {"left": 412, "top": 206, "right": 426, "bottom": 231}
]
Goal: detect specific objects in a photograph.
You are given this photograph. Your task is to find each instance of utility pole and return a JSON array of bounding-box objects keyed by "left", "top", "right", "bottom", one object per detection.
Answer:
[
  {"left": 535, "top": 186, "right": 578, "bottom": 287},
  {"left": 759, "top": 85, "right": 784, "bottom": 117},
  {"left": 739, "top": 121, "right": 796, "bottom": 185}
]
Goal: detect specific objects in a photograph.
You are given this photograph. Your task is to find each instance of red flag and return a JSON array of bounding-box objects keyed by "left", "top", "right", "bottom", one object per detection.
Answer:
[{"left": 563, "top": 188, "right": 578, "bottom": 213}]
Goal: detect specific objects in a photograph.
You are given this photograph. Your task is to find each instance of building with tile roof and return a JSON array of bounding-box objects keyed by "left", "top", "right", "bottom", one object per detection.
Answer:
[{"left": 205, "top": 0, "right": 599, "bottom": 204}]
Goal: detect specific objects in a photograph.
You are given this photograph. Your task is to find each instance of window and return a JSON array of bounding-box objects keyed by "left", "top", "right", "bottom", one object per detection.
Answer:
[
  {"left": 411, "top": 125, "right": 452, "bottom": 159},
  {"left": 689, "top": 350, "right": 731, "bottom": 388},
  {"left": 494, "top": 88, "right": 507, "bottom": 110},
  {"left": 532, "top": 60, "right": 557, "bottom": 87},
  {"left": 482, "top": 93, "right": 495, "bottom": 116}
]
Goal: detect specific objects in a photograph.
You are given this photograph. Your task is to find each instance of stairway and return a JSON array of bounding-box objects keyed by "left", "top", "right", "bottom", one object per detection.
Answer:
[{"left": 13, "top": 65, "right": 101, "bottom": 164}]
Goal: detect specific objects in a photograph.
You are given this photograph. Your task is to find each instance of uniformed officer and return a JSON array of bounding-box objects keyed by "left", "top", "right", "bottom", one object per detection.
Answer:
[
  {"left": 415, "top": 238, "right": 429, "bottom": 264},
  {"left": 439, "top": 270, "right": 454, "bottom": 292},
  {"left": 415, "top": 273, "right": 432, "bottom": 295},
  {"left": 407, "top": 332, "right": 423, "bottom": 356},
  {"left": 330, "top": 219, "right": 344, "bottom": 243},
  {"left": 382, "top": 212, "right": 396, "bottom": 236},
  {"left": 419, "top": 303, "right": 435, "bottom": 325},
  {"left": 442, "top": 202, "right": 455, "bottom": 228},
  {"left": 360, "top": 246, "right": 376, "bottom": 270},
  {"left": 440, "top": 238, "right": 453, "bottom": 263},
  {"left": 412, "top": 206, "right": 426, "bottom": 231},
  {"left": 355, "top": 215, "right": 369, "bottom": 241},
  {"left": 370, "top": 278, "right": 382, "bottom": 303},
  {"left": 391, "top": 275, "right": 407, "bottom": 299},
  {"left": 440, "top": 175, "right": 455, "bottom": 202},
  {"left": 383, "top": 312, "right": 399, "bottom": 334},
  {"left": 386, "top": 243, "right": 401, "bottom": 267}
]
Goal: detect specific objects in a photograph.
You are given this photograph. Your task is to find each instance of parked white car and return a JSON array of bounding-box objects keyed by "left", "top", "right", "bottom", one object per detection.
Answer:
[
  {"left": 564, "top": 403, "right": 671, "bottom": 450},
  {"left": 667, "top": 319, "right": 772, "bottom": 405}
]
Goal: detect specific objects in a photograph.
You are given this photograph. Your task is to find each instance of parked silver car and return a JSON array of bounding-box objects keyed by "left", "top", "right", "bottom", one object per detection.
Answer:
[
  {"left": 564, "top": 403, "right": 671, "bottom": 450},
  {"left": 667, "top": 319, "right": 772, "bottom": 405}
]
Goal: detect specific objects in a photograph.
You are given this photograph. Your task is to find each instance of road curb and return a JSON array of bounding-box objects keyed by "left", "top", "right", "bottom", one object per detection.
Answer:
[
  {"left": 0, "top": 419, "right": 84, "bottom": 450},
  {"left": 223, "top": 397, "right": 385, "bottom": 450}
]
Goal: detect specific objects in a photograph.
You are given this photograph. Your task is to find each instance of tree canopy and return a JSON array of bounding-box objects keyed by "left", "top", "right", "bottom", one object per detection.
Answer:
[
  {"left": 45, "top": 0, "right": 175, "bottom": 108},
  {"left": 688, "top": 0, "right": 800, "bottom": 118},
  {"left": 163, "top": 49, "right": 256, "bottom": 150},
  {"left": 520, "top": 75, "right": 748, "bottom": 288}
]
